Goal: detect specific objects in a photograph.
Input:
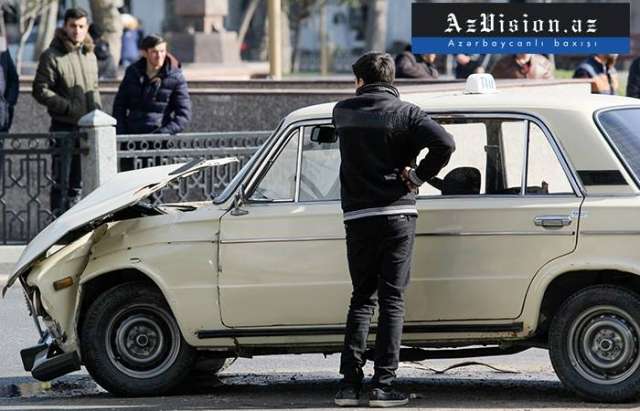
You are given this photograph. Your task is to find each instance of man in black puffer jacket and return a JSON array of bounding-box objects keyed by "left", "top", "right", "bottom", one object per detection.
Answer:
[
  {"left": 113, "top": 34, "right": 191, "bottom": 135},
  {"left": 333, "top": 52, "right": 455, "bottom": 408},
  {"left": 0, "top": 48, "right": 18, "bottom": 132}
]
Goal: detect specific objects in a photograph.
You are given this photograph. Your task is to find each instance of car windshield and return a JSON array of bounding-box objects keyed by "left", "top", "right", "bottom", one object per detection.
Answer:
[
  {"left": 213, "top": 122, "right": 283, "bottom": 204},
  {"left": 597, "top": 108, "right": 640, "bottom": 183}
]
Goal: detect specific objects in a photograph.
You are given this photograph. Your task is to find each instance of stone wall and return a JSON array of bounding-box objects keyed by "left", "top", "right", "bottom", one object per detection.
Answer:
[{"left": 12, "top": 78, "right": 588, "bottom": 134}]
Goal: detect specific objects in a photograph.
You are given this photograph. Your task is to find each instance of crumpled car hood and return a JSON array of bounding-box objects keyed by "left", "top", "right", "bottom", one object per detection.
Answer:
[{"left": 2, "top": 158, "right": 237, "bottom": 295}]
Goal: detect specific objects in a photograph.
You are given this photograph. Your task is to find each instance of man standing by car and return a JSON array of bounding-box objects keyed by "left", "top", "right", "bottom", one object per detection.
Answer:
[
  {"left": 333, "top": 52, "right": 455, "bottom": 407},
  {"left": 33, "top": 7, "right": 102, "bottom": 214}
]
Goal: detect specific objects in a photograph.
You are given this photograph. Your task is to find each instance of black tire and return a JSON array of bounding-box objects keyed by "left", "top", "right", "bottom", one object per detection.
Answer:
[
  {"left": 549, "top": 285, "right": 640, "bottom": 402},
  {"left": 80, "top": 282, "right": 196, "bottom": 397}
]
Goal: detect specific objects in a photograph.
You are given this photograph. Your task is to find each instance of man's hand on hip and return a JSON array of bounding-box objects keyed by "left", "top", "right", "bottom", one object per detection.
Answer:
[{"left": 400, "top": 167, "right": 423, "bottom": 192}]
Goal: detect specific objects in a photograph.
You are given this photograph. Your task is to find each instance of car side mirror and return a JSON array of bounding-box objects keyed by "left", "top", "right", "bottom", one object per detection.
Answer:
[
  {"left": 230, "top": 185, "right": 249, "bottom": 216},
  {"left": 310, "top": 126, "right": 337, "bottom": 144}
]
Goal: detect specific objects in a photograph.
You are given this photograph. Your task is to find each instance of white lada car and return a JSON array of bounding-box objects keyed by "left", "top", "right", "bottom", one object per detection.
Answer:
[{"left": 6, "top": 75, "right": 640, "bottom": 402}]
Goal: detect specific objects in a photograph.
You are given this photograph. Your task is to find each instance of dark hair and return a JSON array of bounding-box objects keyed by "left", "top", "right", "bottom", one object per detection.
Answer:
[
  {"left": 140, "top": 34, "right": 167, "bottom": 50},
  {"left": 64, "top": 8, "right": 89, "bottom": 24},
  {"left": 352, "top": 52, "right": 395, "bottom": 84}
]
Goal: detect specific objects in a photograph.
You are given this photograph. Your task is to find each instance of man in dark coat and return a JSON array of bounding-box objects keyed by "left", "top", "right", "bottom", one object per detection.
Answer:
[
  {"left": 112, "top": 34, "right": 191, "bottom": 135},
  {"left": 627, "top": 56, "right": 640, "bottom": 98},
  {"left": 333, "top": 52, "right": 455, "bottom": 407},
  {"left": 33, "top": 8, "right": 101, "bottom": 130},
  {"left": 0, "top": 49, "right": 19, "bottom": 132}
]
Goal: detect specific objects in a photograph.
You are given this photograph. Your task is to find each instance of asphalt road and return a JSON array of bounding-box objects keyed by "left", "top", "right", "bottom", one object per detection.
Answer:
[{"left": 0, "top": 286, "right": 633, "bottom": 410}]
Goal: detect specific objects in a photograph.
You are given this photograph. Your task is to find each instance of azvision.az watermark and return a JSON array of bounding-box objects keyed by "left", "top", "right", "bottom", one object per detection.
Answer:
[
  {"left": 411, "top": 3, "right": 629, "bottom": 55},
  {"left": 444, "top": 13, "right": 598, "bottom": 35},
  {"left": 447, "top": 37, "right": 600, "bottom": 51}
]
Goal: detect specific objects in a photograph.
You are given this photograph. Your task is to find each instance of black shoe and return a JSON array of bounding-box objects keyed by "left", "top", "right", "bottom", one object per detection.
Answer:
[
  {"left": 368, "top": 387, "right": 409, "bottom": 408},
  {"left": 334, "top": 385, "right": 361, "bottom": 407}
]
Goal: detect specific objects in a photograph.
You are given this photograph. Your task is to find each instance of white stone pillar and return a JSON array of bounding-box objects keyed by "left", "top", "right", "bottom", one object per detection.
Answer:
[{"left": 78, "top": 110, "right": 118, "bottom": 196}]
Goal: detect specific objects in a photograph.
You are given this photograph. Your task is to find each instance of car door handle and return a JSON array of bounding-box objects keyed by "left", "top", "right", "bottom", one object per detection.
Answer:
[{"left": 534, "top": 215, "right": 572, "bottom": 228}]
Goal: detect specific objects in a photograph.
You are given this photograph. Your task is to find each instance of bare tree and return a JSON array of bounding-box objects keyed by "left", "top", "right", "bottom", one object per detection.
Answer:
[
  {"left": 0, "top": 5, "right": 7, "bottom": 50},
  {"left": 280, "top": 0, "right": 291, "bottom": 74},
  {"left": 33, "top": 0, "right": 57, "bottom": 57},
  {"left": 287, "top": 0, "right": 316, "bottom": 71},
  {"left": 365, "top": 0, "right": 386, "bottom": 51},
  {"left": 11, "top": 0, "right": 58, "bottom": 73},
  {"left": 89, "top": 0, "right": 122, "bottom": 64},
  {"left": 238, "top": 0, "right": 261, "bottom": 48}
]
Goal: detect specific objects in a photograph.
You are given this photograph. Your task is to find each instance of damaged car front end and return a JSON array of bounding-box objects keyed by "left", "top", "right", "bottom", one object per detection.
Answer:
[
  {"left": 17, "top": 229, "right": 102, "bottom": 381},
  {"left": 2, "top": 157, "right": 238, "bottom": 382}
]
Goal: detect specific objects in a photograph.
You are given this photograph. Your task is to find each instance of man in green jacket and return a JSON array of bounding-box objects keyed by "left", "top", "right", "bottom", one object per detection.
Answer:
[{"left": 33, "top": 7, "right": 102, "bottom": 214}]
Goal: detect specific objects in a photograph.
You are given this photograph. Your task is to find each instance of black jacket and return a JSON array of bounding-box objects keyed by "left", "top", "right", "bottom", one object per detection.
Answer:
[
  {"left": 0, "top": 50, "right": 18, "bottom": 131},
  {"left": 113, "top": 54, "right": 192, "bottom": 134},
  {"left": 333, "top": 83, "right": 455, "bottom": 220},
  {"left": 628, "top": 57, "right": 640, "bottom": 98}
]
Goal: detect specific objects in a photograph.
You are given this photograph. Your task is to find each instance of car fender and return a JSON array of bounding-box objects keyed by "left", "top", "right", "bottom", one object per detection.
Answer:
[
  {"left": 79, "top": 242, "right": 229, "bottom": 348},
  {"left": 520, "top": 253, "right": 640, "bottom": 332}
]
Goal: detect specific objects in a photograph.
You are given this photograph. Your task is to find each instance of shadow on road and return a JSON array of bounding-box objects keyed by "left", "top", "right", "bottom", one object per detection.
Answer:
[{"left": 0, "top": 373, "right": 637, "bottom": 409}]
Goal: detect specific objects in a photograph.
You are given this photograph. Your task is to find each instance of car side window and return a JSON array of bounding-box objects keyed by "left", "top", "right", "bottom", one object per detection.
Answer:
[
  {"left": 299, "top": 126, "right": 341, "bottom": 202},
  {"left": 249, "top": 129, "right": 300, "bottom": 202},
  {"left": 418, "top": 118, "right": 526, "bottom": 196},
  {"left": 526, "top": 122, "right": 574, "bottom": 194}
]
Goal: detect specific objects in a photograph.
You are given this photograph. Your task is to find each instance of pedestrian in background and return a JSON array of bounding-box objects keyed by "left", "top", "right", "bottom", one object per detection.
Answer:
[
  {"left": 333, "top": 52, "right": 455, "bottom": 407},
  {"left": 120, "top": 13, "right": 143, "bottom": 67},
  {"left": 491, "top": 54, "right": 554, "bottom": 80},
  {"left": 113, "top": 34, "right": 191, "bottom": 171},
  {"left": 627, "top": 56, "right": 640, "bottom": 98},
  {"left": 89, "top": 23, "right": 118, "bottom": 80},
  {"left": 573, "top": 54, "right": 619, "bottom": 95},
  {"left": 455, "top": 54, "right": 485, "bottom": 79},
  {"left": 394, "top": 44, "right": 438, "bottom": 79},
  {"left": 32, "top": 7, "right": 101, "bottom": 214},
  {"left": 113, "top": 34, "right": 191, "bottom": 135},
  {"left": 0, "top": 48, "right": 19, "bottom": 132}
]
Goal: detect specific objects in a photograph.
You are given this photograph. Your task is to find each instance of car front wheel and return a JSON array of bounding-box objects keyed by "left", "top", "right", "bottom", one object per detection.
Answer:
[
  {"left": 80, "top": 282, "right": 196, "bottom": 396},
  {"left": 549, "top": 285, "right": 640, "bottom": 402}
]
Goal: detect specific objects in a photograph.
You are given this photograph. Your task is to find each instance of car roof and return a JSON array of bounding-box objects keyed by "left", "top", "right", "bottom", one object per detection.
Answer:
[{"left": 285, "top": 90, "right": 640, "bottom": 122}]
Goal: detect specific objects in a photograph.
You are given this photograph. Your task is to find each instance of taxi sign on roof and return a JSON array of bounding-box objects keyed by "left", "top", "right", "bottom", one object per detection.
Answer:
[{"left": 464, "top": 73, "right": 498, "bottom": 95}]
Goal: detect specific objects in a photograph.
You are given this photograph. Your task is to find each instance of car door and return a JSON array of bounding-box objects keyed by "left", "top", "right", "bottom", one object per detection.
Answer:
[
  {"left": 405, "top": 114, "right": 583, "bottom": 322},
  {"left": 218, "top": 122, "right": 351, "bottom": 327}
]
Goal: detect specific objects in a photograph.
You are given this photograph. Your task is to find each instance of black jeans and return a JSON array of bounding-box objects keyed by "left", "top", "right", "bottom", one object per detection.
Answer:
[
  {"left": 50, "top": 121, "right": 81, "bottom": 216},
  {"left": 340, "top": 214, "right": 417, "bottom": 389}
]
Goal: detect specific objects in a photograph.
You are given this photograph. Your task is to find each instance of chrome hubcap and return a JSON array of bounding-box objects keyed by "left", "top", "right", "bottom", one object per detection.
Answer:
[
  {"left": 106, "top": 304, "right": 181, "bottom": 379},
  {"left": 568, "top": 305, "right": 640, "bottom": 385}
]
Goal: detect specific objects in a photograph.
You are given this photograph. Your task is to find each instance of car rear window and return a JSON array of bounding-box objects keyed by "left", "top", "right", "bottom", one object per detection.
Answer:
[{"left": 597, "top": 108, "right": 640, "bottom": 181}]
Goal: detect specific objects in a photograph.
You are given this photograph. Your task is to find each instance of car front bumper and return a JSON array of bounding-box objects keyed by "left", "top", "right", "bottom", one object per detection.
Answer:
[{"left": 20, "top": 336, "right": 81, "bottom": 381}]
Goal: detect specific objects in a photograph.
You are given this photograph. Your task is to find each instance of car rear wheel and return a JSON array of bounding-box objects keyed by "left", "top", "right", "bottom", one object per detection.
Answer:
[
  {"left": 80, "top": 282, "right": 196, "bottom": 396},
  {"left": 549, "top": 285, "right": 640, "bottom": 402}
]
